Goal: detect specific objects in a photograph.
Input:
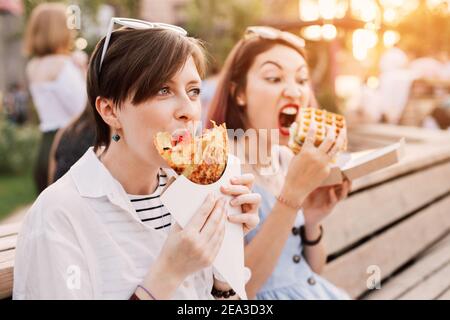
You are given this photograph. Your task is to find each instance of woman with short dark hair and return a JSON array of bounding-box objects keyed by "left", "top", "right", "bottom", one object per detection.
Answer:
[{"left": 14, "top": 19, "right": 261, "bottom": 300}]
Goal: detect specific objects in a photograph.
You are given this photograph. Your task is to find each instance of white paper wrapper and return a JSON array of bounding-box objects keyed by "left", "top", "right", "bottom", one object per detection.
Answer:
[
  {"left": 322, "top": 138, "right": 405, "bottom": 186},
  {"left": 160, "top": 154, "right": 248, "bottom": 300}
]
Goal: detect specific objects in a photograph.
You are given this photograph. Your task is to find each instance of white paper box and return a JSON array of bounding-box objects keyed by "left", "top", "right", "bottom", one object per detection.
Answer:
[
  {"left": 322, "top": 138, "right": 406, "bottom": 186},
  {"left": 160, "top": 154, "right": 247, "bottom": 299}
]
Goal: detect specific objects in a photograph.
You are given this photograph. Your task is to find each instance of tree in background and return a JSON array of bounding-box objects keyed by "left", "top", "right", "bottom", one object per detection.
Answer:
[
  {"left": 184, "top": 0, "right": 263, "bottom": 72},
  {"left": 397, "top": 1, "right": 450, "bottom": 58},
  {"left": 23, "top": 0, "right": 139, "bottom": 19}
]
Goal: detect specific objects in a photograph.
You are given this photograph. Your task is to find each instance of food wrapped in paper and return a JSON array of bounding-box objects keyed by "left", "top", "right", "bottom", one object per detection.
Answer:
[{"left": 154, "top": 122, "right": 228, "bottom": 185}]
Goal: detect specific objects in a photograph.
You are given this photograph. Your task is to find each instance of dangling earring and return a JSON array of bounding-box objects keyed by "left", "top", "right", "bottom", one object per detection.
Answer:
[{"left": 112, "top": 133, "right": 121, "bottom": 142}]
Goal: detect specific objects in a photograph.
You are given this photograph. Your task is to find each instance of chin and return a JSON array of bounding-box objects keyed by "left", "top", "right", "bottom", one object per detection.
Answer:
[{"left": 279, "top": 135, "right": 289, "bottom": 146}]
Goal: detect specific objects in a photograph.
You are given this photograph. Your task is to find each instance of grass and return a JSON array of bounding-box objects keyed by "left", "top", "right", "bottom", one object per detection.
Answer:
[{"left": 0, "top": 170, "right": 36, "bottom": 222}]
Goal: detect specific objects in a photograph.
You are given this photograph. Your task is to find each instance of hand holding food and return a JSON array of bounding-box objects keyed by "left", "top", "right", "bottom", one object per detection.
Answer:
[
  {"left": 280, "top": 111, "right": 348, "bottom": 208},
  {"left": 288, "top": 108, "right": 347, "bottom": 157}
]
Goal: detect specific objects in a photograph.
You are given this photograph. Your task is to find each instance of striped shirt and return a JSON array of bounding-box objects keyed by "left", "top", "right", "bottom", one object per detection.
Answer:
[{"left": 128, "top": 170, "right": 172, "bottom": 232}]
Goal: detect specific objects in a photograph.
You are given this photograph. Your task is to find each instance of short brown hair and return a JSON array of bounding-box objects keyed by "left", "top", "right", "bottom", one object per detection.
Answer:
[
  {"left": 24, "top": 3, "right": 73, "bottom": 57},
  {"left": 208, "top": 36, "right": 316, "bottom": 131},
  {"left": 87, "top": 28, "right": 206, "bottom": 151}
]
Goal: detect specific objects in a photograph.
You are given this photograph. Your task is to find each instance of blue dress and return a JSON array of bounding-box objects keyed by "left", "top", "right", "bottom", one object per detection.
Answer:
[{"left": 246, "top": 184, "right": 351, "bottom": 300}]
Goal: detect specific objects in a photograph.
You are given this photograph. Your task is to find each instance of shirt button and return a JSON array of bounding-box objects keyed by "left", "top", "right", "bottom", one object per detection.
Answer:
[
  {"left": 292, "top": 227, "right": 299, "bottom": 236},
  {"left": 307, "top": 277, "right": 316, "bottom": 286},
  {"left": 292, "top": 255, "right": 301, "bottom": 264}
]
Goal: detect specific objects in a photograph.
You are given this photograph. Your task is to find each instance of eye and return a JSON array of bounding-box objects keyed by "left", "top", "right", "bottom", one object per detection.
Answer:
[
  {"left": 188, "top": 87, "right": 201, "bottom": 98},
  {"left": 265, "top": 77, "right": 281, "bottom": 83},
  {"left": 297, "top": 78, "right": 309, "bottom": 85},
  {"left": 157, "top": 87, "right": 171, "bottom": 96}
]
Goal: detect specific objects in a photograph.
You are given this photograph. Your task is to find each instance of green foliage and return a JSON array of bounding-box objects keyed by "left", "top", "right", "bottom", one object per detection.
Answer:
[
  {"left": 0, "top": 115, "right": 40, "bottom": 175},
  {"left": 0, "top": 170, "right": 35, "bottom": 220},
  {"left": 184, "top": 0, "right": 263, "bottom": 71},
  {"left": 23, "top": 0, "right": 138, "bottom": 19}
]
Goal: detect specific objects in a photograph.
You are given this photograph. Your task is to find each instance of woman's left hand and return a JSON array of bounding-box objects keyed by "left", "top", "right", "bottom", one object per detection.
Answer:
[
  {"left": 303, "top": 179, "right": 351, "bottom": 226},
  {"left": 220, "top": 174, "right": 261, "bottom": 235}
]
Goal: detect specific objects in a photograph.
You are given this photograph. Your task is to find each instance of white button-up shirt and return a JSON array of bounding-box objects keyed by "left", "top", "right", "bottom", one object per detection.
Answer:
[{"left": 13, "top": 148, "right": 214, "bottom": 300}]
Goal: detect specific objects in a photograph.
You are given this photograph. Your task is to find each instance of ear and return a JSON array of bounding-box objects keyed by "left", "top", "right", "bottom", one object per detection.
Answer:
[
  {"left": 95, "top": 97, "right": 122, "bottom": 130},
  {"left": 231, "top": 82, "right": 246, "bottom": 107}
]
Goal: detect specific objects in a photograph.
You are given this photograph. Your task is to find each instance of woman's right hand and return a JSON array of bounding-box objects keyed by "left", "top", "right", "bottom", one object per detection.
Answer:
[
  {"left": 141, "top": 193, "right": 227, "bottom": 299},
  {"left": 281, "top": 125, "right": 346, "bottom": 205}
]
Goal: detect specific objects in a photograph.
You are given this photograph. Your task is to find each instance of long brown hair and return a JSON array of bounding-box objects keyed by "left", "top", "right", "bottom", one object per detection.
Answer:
[{"left": 207, "top": 35, "right": 317, "bottom": 131}]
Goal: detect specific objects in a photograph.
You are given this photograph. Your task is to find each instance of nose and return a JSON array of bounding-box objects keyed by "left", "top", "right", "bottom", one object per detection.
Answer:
[
  {"left": 174, "top": 94, "right": 200, "bottom": 123},
  {"left": 283, "top": 81, "right": 302, "bottom": 100}
]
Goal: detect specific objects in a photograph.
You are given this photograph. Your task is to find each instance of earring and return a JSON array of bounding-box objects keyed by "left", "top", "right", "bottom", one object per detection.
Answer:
[
  {"left": 237, "top": 98, "right": 245, "bottom": 106},
  {"left": 112, "top": 133, "right": 121, "bottom": 142}
]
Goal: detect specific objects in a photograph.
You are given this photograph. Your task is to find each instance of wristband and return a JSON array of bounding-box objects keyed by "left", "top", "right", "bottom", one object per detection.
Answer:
[{"left": 300, "top": 225, "right": 323, "bottom": 246}]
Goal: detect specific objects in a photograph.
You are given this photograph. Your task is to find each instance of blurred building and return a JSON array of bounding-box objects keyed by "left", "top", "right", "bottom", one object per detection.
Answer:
[{"left": 0, "top": 1, "right": 25, "bottom": 101}]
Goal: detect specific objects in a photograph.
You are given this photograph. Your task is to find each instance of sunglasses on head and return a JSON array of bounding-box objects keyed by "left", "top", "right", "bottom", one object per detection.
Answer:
[
  {"left": 99, "top": 17, "right": 188, "bottom": 72},
  {"left": 244, "top": 26, "right": 305, "bottom": 50}
]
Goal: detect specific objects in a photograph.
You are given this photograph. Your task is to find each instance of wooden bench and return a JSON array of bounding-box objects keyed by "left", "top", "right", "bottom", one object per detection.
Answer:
[
  {"left": 323, "top": 124, "right": 450, "bottom": 299},
  {"left": 0, "top": 222, "right": 20, "bottom": 299},
  {"left": 1, "top": 124, "right": 449, "bottom": 300}
]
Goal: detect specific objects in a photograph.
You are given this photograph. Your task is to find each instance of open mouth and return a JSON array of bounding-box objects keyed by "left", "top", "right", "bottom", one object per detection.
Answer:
[
  {"left": 170, "top": 128, "right": 192, "bottom": 146},
  {"left": 278, "top": 105, "right": 299, "bottom": 136}
]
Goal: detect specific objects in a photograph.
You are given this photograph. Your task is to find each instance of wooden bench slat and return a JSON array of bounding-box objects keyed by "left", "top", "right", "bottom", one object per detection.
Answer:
[
  {"left": 349, "top": 124, "right": 450, "bottom": 144},
  {"left": 350, "top": 144, "right": 450, "bottom": 192},
  {"left": 0, "top": 235, "right": 17, "bottom": 252},
  {"left": 437, "top": 289, "right": 450, "bottom": 300},
  {"left": 0, "top": 223, "right": 21, "bottom": 238},
  {"left": 399, "top": 263, "right": 450, "bottom": 300},
  {"left": 323, "top": 195, "right": 450, "bottom": 298},
  {"left": 0, "top": 260, "right": 14, "bottom": 299},
  {"left": 324, "top": 161, "right": 450, "bottom": 255},
  {"left": 0, "top": 249, "right": 16, "bottom": 299},
  {"left": 0, "top": 249, "right": 15, "bottom": 264},
  {"left": 365, "top": 235, "right": 450, "bottom": 300}
]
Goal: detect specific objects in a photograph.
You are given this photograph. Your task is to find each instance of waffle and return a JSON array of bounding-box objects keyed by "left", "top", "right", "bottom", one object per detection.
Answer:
[
  {"left": 288, "top": 108, "right": 347, "bottom": 154},
  {"left": 154, "top": 122, "right": 228, "bottom": 185}
]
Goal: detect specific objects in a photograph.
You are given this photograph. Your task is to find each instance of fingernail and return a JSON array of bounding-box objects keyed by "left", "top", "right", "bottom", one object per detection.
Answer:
[{"left": 231, "top": 177, "right": 238, "bottom": 183}]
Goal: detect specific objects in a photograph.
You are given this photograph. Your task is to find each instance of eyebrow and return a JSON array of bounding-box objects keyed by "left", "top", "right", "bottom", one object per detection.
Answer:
[
  {"left": 166, "top": 79, "right": 201, "bottom": 86},
  {"left": 260, "top": 60, "right": 307, "bottom": 72},
  {"left": 187, "top": 79, "right": 201, "bottom": 86}
]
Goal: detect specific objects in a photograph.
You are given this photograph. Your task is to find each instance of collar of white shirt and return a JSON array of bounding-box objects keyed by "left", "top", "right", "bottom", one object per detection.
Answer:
[{"left": 69, "top": 147, "right": 144, "bottom": 220}]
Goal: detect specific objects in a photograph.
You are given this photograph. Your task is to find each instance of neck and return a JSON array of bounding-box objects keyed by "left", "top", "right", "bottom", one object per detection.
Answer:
[{"left": 100, "top": 143, "right": 160, "bottom": 195}]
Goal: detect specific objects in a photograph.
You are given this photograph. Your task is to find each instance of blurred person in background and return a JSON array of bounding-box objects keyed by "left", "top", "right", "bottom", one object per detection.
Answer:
[
  {"left": 208, "top": 26, "right": 351, "bottom": 300},
  {"left": 47, "top": 105, "right": 96, "bottom": 184},
  {"left": 24, "top": 3, "right": 87, "bottom": 194},
  {"left": 3, "top": 83, "right": 29, "bottom": 125}
]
